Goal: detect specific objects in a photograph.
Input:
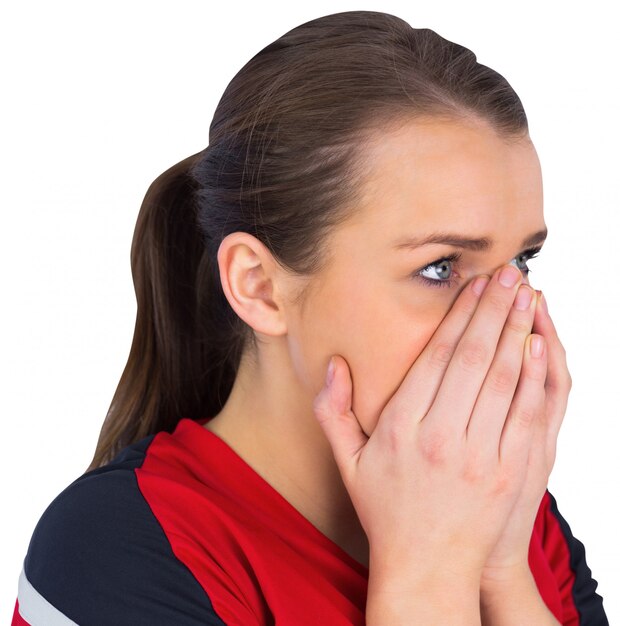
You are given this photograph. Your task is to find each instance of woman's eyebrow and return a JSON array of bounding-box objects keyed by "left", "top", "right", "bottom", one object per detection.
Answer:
[{"left": 392, "top": 227, "right": 548, "bottom": 252}]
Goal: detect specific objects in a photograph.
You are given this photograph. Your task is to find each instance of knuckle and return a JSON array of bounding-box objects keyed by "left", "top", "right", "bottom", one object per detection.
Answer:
[
  {"left": 504, "top": 315, "right": 532, "bottom": 335},
  {"left": 457, "top": 339, "right": 488, "bottom": 372},
  {"left": 512, "top": 404, "right": 537, "bottom": 428},
  {"left": 487, "top": 291, "right": 509, "bottom": 315},
  {"left": 547, "top": 371, "right": 573, "bottom": 395},
  {"left": 488, "top": 363, "right": 517, "bottom": 395},
  {"left": 491, "top": 473, "right": 515, "bottom": 498},
  {"left": 427, "top": 342, "right": 454, "bottom": 371},
  {"left": 383, "top": 414, "right": 410, "bottom": 452},
  {"left": 462, "top": 453, "right": 486, "bottom": 485},
  {"left": 418, "top": 428, "right": 451, "bottom": 466},
  {"left": 560, "top": 374, "right": 573, "bottom": 395}
]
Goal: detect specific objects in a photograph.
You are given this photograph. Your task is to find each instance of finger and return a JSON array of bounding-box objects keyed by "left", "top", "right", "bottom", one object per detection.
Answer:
[
  {"left": 466, "top": 284, "right": 537, "bottom": 461},
  {"left": 427, "top": 264, "right": 526, "bottom": 436},
  {"left": 525, "top": 391, "right": 552, "bottom": 490},
  {"left": 380, "top": 273, "right": 491, "bottom": 427},
  {"left": 532, "top": 291, "right": 572, "bottom": 442},
  {"left": 312, "top": 355, "right": 368, "bottom": 486},
  {"left": 499, "top": 333, "right": 548, "bottom": 476}
]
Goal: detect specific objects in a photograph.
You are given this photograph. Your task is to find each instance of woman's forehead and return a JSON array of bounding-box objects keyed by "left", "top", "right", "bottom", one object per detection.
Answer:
[
  {"left": 356, "top": 129, "right": 540, "bottom": 227},
  {"left": 361, "top": 117, "right": 539, "bottom": 190}
]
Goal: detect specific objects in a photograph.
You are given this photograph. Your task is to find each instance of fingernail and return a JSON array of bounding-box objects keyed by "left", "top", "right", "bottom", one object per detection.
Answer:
[
  {"left": 499, "top": 265, "right": 521, "bottom": 288},
  {"left": 530, "top": 335, "right": 544, "bottom": 358},
  {"left": 326, "top": 358, "right": 335, "bottom": 386}
]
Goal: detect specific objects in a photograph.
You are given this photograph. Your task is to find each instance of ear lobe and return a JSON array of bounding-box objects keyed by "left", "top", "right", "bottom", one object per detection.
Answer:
[{"left": 216, "top": 232, "right": 289, "bottom": 338}]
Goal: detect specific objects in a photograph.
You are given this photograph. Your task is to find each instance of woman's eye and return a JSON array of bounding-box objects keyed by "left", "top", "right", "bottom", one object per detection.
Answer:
[
  {"left": 415, "top": 253, "right": 461, "bottom": 289},
  {"left": 513, "top": 251, "right": 536, "bottom": 272},
  {"left": 414, "top": 247, "right": 541, "bottom": 289}
]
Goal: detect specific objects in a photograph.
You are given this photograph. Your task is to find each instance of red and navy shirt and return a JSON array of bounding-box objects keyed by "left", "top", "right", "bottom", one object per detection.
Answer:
[{"left": 12, "top": 417, "right": 608, "bottom": 625}]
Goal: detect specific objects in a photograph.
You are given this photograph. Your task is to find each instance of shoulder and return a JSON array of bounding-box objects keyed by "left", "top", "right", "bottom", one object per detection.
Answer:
[
  {"left": 534, "top": 489, "right": 609, "bottom": 625},
  {"left": 17, "top": 435, "right": 227, "bottom": 626}
]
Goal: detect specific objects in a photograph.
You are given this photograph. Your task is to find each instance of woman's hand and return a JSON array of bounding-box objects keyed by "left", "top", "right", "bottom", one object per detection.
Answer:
[
  {"left": 312, "top": 263, "right": 546, "bottom": 583},
  {"left": 480, "top": 290, "right": 572, "bottom": 589}
]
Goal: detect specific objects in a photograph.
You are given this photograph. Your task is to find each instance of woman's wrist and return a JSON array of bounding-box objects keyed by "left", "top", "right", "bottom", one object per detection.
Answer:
[
  {"left": 480, "top": 560, "right": 532, "bottom": 592},
  {"left": 480, "top": 565, "right": 561, "bottom": 625},
  {"left": 366, "top": 556, "right": 482, "bottom": 626}
]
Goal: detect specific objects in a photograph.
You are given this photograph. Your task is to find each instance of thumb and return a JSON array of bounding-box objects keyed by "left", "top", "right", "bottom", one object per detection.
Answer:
[{"left": 312, "top": 355, "right": 369, "bottom": 485}]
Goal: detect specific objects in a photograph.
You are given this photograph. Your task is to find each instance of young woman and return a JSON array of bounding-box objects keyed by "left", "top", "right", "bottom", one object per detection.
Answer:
[{"left": 12, "top": 10, "right": 608, "bottom": 626}]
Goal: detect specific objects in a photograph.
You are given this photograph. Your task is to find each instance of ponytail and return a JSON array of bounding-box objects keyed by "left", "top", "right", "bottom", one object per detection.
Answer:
[{"left": 86, "top": 152, "right": 244, "bottom": 471}]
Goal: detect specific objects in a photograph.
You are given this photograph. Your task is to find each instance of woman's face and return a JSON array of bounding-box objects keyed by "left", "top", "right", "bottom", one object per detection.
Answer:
[{"left": 285, "top": 116, "right": 546, "bottom": 436}]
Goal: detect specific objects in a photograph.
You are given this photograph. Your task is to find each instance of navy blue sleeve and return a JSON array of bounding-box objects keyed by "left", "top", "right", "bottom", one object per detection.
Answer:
[
  {"left": 19, "top": 436, "right": 227, "bottom": 626},
  {"left": 546, "top": 491, "right": 609, "bottom": 626}
]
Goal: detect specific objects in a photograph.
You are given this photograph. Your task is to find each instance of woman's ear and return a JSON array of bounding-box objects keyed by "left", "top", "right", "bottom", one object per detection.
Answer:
[{"left": 216, "top": 232, "right": 290, "bottom": 338}]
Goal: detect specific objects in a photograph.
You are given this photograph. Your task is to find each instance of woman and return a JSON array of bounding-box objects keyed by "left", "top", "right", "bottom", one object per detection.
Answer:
[{"left": 12, "top": 10, "right": 608, "bottom": 626}]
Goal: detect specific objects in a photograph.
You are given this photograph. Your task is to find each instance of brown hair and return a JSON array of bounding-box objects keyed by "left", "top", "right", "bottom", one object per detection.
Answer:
[{"left": 86, "top": 10, "right": 529, "bottom": 471}]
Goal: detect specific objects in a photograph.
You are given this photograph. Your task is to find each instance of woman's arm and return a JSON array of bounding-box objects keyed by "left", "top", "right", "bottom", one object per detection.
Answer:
[
  {"left": 479, "top": 490, "right": 608, "bottom": 626},
  {"left": 480, "top": 566, "right": 561, "bottom": 625},
  {"left": 366, "top": 561, "right": 482, "bottom": 626}
]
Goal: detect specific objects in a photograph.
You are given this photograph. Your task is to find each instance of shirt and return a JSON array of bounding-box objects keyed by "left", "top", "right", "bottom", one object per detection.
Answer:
[{"left": 12, "top": 417, "right": 609, "bottom": 625}]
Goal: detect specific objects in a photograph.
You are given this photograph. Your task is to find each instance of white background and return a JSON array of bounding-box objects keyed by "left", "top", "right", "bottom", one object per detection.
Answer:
[{"left": 2, "top": 1, "right": 618, "bottom": 622}]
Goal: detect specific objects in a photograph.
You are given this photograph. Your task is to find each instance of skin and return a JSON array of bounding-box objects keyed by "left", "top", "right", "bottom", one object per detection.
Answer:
[{"left": 205, "top": 115, "right": 549, "bottom": 571}]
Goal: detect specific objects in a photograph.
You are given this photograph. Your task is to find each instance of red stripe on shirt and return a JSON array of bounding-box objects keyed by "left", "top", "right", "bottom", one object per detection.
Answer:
[
  {"left": 11, "top": 599, "right": 31, "bottom": 626},
  {"left": 536, "top": 490, "right": 580, "bottom": 624}
]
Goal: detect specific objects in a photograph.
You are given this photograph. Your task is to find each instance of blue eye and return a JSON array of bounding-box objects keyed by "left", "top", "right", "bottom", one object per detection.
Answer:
[
  {"left": 415, "top": 252, "right": 462, "bottom": 289},
  {"left": 414, "top": 247, "right": 542, "bottom": 289}
]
